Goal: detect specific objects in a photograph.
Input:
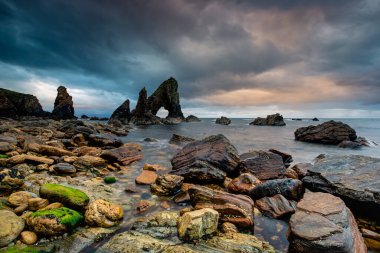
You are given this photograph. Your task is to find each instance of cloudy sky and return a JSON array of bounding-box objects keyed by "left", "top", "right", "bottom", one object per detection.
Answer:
[{"left": 1, "top": 0, "right": 380, "bottom": 118}]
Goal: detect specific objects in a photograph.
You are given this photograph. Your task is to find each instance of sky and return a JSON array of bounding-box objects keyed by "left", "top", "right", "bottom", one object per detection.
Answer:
[{"left": 0, "top": 0, "right": 380, "bottom": 118}]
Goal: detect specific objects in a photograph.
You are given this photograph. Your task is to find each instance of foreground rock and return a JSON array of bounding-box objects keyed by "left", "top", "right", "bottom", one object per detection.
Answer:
[
  {"left": 0, "top": 88, "right": 46, "bottom": 118},
  {"left": 85, "top": 199, "right": 123, "bottom": 227},
  {"left": 239, "top": 150, "right": 286, "bottom": 180},
  {"left": 188, "top": 185, "right": 254, "bottom": 227},
  {"left": 51, "top": 86, "right": 75, "bottom": 120},
  {"left": 256, "top": 194, "right": 297, "bottom": 219},
  {"left": 249, "top": 178, "right": 303, "bottom": 201},
  {"left": 151, "top": 174, "right": 184, "bottom": 196},
  {"left": 100, "top": 143, "right": 143, "bottom": 165},
  {"left": 294, "top": 120, "right": 357, "bottom": 145},
  {"left": 0, "top": 210, "right": 25, "bottom": 247},
  {"left": 250, "top": 113, "right": 286, "bottom": 126},
  {"left": 39, "top": 183, "right": 89, "bottom": 210},
  {"left": 227, "top": 173, "right": 261, "bottom": 194},
  {"left": 215, "top": 116, "right": 231, "bottom": 125},
  {"left": 288, "top": 192, "right": 367, "bottom": 253},
  {"left": 178, "top": 208, "right": 219, "bottom": 241},
  {"left": 171, "top": 135, "right": 240, "bottom": 184},
  {"left": 302, "top": 155, "right": 380, "bottom": 221}
]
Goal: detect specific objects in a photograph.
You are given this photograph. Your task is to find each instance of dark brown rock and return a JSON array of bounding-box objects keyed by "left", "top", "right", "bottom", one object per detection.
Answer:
[
  {"left": 51, "top": 163, "right": 76, "bottom": 175},
  {"left": 291, "top": 163, "right": 312, "bottom": 179},
  {"left": 250, "top": 113, "right": 285, "bottom": 126},
  {"left": 188, "top": 185, "right": 254, "bottom": 227},
  {"left": 150, "top": 174, "right": 184, "bottom": 196},
  {"left": 100, "top": 143, "right": 143, "bottom": 165},
  {"left": 51, "top": 86, "right": 75, "bottom": 120},
  {"left": 227, "top": 173, "right": 261, "bottom": 194},
  {"left": 288, "top": 192, "right": 367, "bottom": 253},
  {"left": 294, "top": 120, "right": 357, "bottom": 145},
  {"left": 171, "top": 134, "right": 240, "bottom": 184},
  {"left": 168, "top": 134, "right": 195, "bottom": 145},
  {"left": 109, "top": 99, "right": 131, "bottom": 124},
  {"left": 88, "top": 133, "right": 123, "bottom": 147},
  {"left": 216, "top": 116, "right": 231, "bottom": 125},
  {"left": 256, "top": 194, "right": 297, "bottom": 219},
  {"left": 185, "top": 115, "right": 201, "bottom": 122},
  {"left": 249, "top": 178, "right": 303, "bottom": 201},
  {"left": 268, "top": 149, "right": 293, "bottom": 167},
  {"left": 238, "top": 150, "right": 286, "bottom": 180}
]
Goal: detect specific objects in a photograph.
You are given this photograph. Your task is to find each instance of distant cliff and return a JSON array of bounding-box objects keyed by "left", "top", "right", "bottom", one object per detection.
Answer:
[{"left": 0, "top": 88, "right": 46, "bottom": 118}]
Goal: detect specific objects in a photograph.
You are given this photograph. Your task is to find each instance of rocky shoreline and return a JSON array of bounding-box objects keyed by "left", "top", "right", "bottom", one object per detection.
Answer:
[{"left": 0, "top": 116, "right": 379, "bottom": 253}]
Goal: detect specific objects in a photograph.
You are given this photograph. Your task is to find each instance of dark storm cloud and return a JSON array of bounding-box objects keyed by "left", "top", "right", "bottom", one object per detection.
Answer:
[{"left": 0, "top": 0, "right": 379, "bottom": 116}]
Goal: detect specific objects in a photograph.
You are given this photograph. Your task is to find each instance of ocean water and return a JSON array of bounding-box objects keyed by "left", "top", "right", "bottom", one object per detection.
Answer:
[{"left": 111, "top": 118, "right": 380, "bottom": 252}]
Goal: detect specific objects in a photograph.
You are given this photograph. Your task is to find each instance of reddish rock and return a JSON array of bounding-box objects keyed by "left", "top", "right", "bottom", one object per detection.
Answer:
[
  {"left": 290, "top": 163, "right": 312, "bottom": 179},
  {"left": 284, "top": 167, "right": 298, "bottom": 179},
  {"left": 268, "top": 149, "right": 293, "bottom": 167},
  {"left": 136, "top": 200, "right": 154, "bottom": 213},
  {"left": 227, "top": 173, "right": 261, "bottom": 194},
  {"left": 256, "top": 194, "right": 297, "bottom": 219},
  {"left": 135, "top": 170, "right": 158, "bottom": 185},
  {"left": 150, "top": 174, "right": 184, "bottom": 196},
  {"left": 101, "top": 143, "right": 143, "bottom": 165}
]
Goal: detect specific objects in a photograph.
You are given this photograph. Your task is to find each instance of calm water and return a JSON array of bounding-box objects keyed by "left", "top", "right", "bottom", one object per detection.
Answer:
[{"left": 101, "top": 118, "right": 380, "bottom": 252}]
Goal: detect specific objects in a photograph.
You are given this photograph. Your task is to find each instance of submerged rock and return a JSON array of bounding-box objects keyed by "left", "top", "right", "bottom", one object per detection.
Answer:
[
  {"left": 256, "top": 194, "right": 297, "bottom": 219},
  {"left": 249, "top": 178, "right": 303, "bottom": 201},
  {"left": 215, "top": 116, "right": 231, "bottom": 125},
  {"left": 227, "top": 173, "right": 261, "bottom": 194},
  {"left": 85, "top": 199, "right": 123, "bottom": 227},
  {"left": 288, "top": 192, "right": 367, "bottom": 253},
  {"left": 0, "top": 210, "right": 25, "bottom": 247},
  {"left": 250, "top": 113, "right": 286, "bottom": 126},
  {"left": 51, "top": 86, "right": 75, "bottom": 120},
  {"left": 135, "top": 170, "right": 158, "bottom": 185},
  {"left": 39, "top": 183, "right": 89, "bottom": 210},
  {"left": 294, "top": 120, "right": 357, "bottom": 145},
  {"left": 302, "top": 155, "right": 380, "bottom": 221},
  {"left": 171, "top": 134, "right": 240, "bottom": 184},
  {"left": 169, "top": 134, "right": 196, "bottom": 145}
]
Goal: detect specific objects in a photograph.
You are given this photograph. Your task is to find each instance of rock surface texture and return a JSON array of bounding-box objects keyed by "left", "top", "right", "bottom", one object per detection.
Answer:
[
  {"left": 288, "top": 191, "right": 367, "bottom": 253},
  {"left": 51, "top": 86, "right": 75, "bottom": 120},
  {"left": 302, "top": 155, "right": 380, "bottom": 221},
  {"left": 0, "top": 210, "right": 25, "bottom": 247},
  {"left": 250, "top": 113, "right": 286, "bottom": 126},
  {"left": 294, "top": 120, "right": 357, "bottom": 144},
  {"left": 0, "top": 88, "right": 45, "bottom": 118}
]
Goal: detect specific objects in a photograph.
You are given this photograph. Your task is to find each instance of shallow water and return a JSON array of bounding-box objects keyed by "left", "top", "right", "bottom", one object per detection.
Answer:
[{"left": 93, "top": 118, "right": 380, "bottom": 252}]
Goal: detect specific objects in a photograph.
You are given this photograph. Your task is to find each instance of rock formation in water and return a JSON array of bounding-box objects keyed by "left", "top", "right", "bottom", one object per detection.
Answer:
[
  {"left": 130, "top": 88, "right": 161, "bottom": 125},
  {"left": 51, "top": 86, "right": 75, "bottom": 120},
  {"left": 109, "top": 99, "right": 131, "bottom": 124},
  {"left": 216, "top": 116, "right": 231, "bottom": 125},
  {"left": 0, "top": 88, "right": 46, "bottom": 118},
  {"left": 250, "top": 113, "right": 286, "bottom": 126}
]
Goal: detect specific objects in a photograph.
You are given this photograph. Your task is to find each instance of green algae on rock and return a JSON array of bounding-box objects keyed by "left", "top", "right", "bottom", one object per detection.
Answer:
[
  {"left": 104, "top": 176, "right": 116, "bottom": 184},
  {"left": 0, "top": 154, "right": 8, "bottom": 159},
  {"left": 26, "top": 207, "right": 83, "bottom": 236},
  {"left": 0, "top": 245, "right": 53, "bottom": 253},
  {"left": 39, "top": 183, "right": 89, "bottom": 210}
]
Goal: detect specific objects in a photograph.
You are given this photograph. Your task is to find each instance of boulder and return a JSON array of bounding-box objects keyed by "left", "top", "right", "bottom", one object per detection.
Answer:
[
  {"left": 171, "top": 135, "right": 240, "bottom": 184},
  {"left": 85, "top": 199, "right": 123, "bottom": 227},
  {"left": 250, "top": 113, "right": 285, "bottom": 126},
  {"left": 291, "top": 163, "right": 312, "bottom": 179},
  {"left": 0, "top": 210, "right": 25, "bottom": 247},
  {"left": 294, "top": 120, "right": 357, "bottom": 145},
  {"left": 215, "top": 116, "right": 231, "bottom": 125},
  {"left": 88, "top": 133, "right": 123, "bottom": 147},
  {"left": 26, "top": 207, "right": 83, "bottom": 236},
  {"left": 255, "top": 194, "right": 297, "bottom": 219},
  {"left": 20, "top": 231, "right": 38, "bottom": 245},
  {"left": 33, "top": 144, "right": 74, "bottom": 156},
  {"left": 188, "top": 185, "right": 254, "bottom": 227},
  {"left": 7, "top": 154, "right": 54, "bottom": 165},
  {"left": 50, "top": 163, "right": 76, "bottom": 175},
  {"left": 302, "top": 155, "right": 380, "bottom": 221},
  {"left": 268, "top": 149, "right": 293, "bottom": 167},
  {"left": 238, "top": 150, "right": 286, "bottom": 180},
  {"left": 169, "top": 134, "right": 196, "bottom": 145},
  {"left": 51, "top": 86, "right": 75, "bottom": 120},
  {"left": 100, "top": 143, "right": 143, "bottom": 165},
  {"left": 227, "top": 173, "right": 261, "bottom": 194},
  {"left": 177, "top": 208, "right": 219, "bottom": 241},
  {"left": 249, "top": 178, "right": 303, "bottom": 201},
  {"left": 39, "top": 183, "right": 89, "bottom": 210},
  {"left": 151, "top": 174, "right": 184, "bottom": 196},
  {"left": 8, "top": 191, "right": 36, "bottom": 207},
  {"left": 185, "top": 115, "right": 201, "bottom": 122},
  {"left": 109, "top": 99, "right": 131, "bottom": 124},
  {"left": 73, "top": 155, "right": 107, "bottom": 172},
  {"left": 288, "top": 192, "right": 367, "bottom": 253},
  {"left": 135, "top": 170, "right": 158, "bottom": 185},
  {"left": 0, "top": 88, "right": 46, "bottom": 118}
]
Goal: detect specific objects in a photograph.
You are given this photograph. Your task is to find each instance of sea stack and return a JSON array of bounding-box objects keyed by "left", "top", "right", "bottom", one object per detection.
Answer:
[
  {"left": 51, "top": 86, "right": 75, "bottom": 120},
  {"left": 109, "top": 99, "right": 131, "bottom": 124}
]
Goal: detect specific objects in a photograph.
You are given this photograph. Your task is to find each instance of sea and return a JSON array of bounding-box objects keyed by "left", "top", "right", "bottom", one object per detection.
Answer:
[{"left": 91, "top": 118, "right": 380, "bottom": 252}]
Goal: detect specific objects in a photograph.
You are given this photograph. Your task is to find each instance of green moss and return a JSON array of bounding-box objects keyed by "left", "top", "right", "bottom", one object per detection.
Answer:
[
  {"left": 30, "top": 207, "right": 83, "bottom": 230},
  {"left": 0, "top": 198, "right": 11, "bottom": 210},
  {"left": 104, "top": 176, "right": 116, "bottom": 184},
  {"left": 39, "top": 183, "right": 89, "bottom": 210},
  {"left": 0, "top": 154, "right": 8, "bottom": 159},
  {"left": 0, "top": 245, "right": 52, "bottom": 253}
]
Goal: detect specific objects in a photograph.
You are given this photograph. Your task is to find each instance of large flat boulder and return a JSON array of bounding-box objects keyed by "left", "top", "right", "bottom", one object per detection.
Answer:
[
  {"left": 302, "top": 155, "right": 380, "bottom": 221},
  {"left": 288, "top": 192, "right": 367, "bottom": 253},
  {"left": 250, "top": 113, "right": 285, "bottom": 126}
]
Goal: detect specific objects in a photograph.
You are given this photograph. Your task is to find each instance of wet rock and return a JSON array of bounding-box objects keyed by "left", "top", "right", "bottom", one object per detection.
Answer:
[
  {"left": 227, "top": 173, "right": 261, "bottom": 194},
  {"left": 39, "top": 183, "right": 89, "bottom": 210},
  {"left": 256, "top": 194, "right": 297, "bottom": 219},
  {"left": 143, "top": 163, "right": 167, "bottom": 171},
  {"left": 178, "top": 208, "right": 219, "bottom": 241},
  {"left": 136, "top": 200, "right": 154, "bottom": 213},
  {"left": 7, "top": 154, "right": 54, "bottom": 165},
  {"left": 88, "top": 133, "right": 122, "bottom": 147},
  {"left": 100, "top": 143, "right": 143, "bottom": 165},
  {"left": 51, "top": 86, "right": 75, "bottom": 120},
  {"left": 288, "top": 192, "right": 367, "bottom": 253},
  {"left": 32, "top": 144, "right": 74, "bottom": 157},
  {"left": 0, "top": 142, "right": 12, "bottom": 152},
  {"left": 0, "top": 210, "right": 25, "bottom": 247},
  {"left": 74, "top": 146, "right": 102, "bottom": 156},
  {"left": 85, "top": 199, "right": 123, "bottom": 227},
  {"left": 284, "top": 167, "right": 299, "bottom": 179},
  {"left": 171, "top": 134, "right": 240, "bottom": 184},
  {"left": 73, "top": 155, "right": 107, "bottom": 172},
  {"left": 0, "top": 176, "right": 24, "bottom": 192},
  {"left": 28, "top": 198, "right": 49, "bottom": 211},
  {"left": 215, "top": 116, "right": 231, "bottom": 125},
  {"left": 221, "top": 222, "right": 238, "bottom": 234},
  {"left": 291, "top": 163, "right": 312, "bottom": 179},
  {"left": 338, "top": 140, "right": 363, "bottom": 149},
  {"left": 135, "top": 170, "right": 158, "bottom": 185},
  {"left": 249, "top": 178, "right": 303, "bottom": 201},
  {"left": 104, "top": 176, "right": 116, "bottom": 184},
  {"left": 26, "top": 207, "right": 83, "bottom": 236},
  {"left": 20, "top": 231, "right": 38, "bottom": 245},
  {"left": 50, "top": 163, "right": 76, "bottom": 175},
  {"left": 294, "top": 120, "right": 357, "bottom": 145},
  {"left": 109, "top": 99, "right": 131, "bottom": 124},
  {"left": 185, "top": 115, "right": 201, "bottom": 122},
  {"left": 188, "top": 185, "right": 254, "bottom": 227},
  {"left": 250, "top": 113, "right": 286, "bottom": 126},
  {"left": 169, "top": 134, "right": 195, "bottom": 145},
  {"left": 238, "top": 150, "right": 286, "bottom": 180},
  {"left": 40, "top": 202, "right": 64, "bottom": 211},
  {"left": 302, "top": 155, "right": 380, "bottom": 221},
  {"left": 8, "top": 191, "right": 36, "bottom": 207},
  {"left": 151, "top": 174, "right": 184, "bottom": 196},
  {"left": 143, "top": 137, "right": 158, "bottom": 142},
  {"left": 312, "top": 117, "right": 319, "bottom": 121},
  {"left": 268, "top": 149, "right": 293, "bottom": 167}
]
